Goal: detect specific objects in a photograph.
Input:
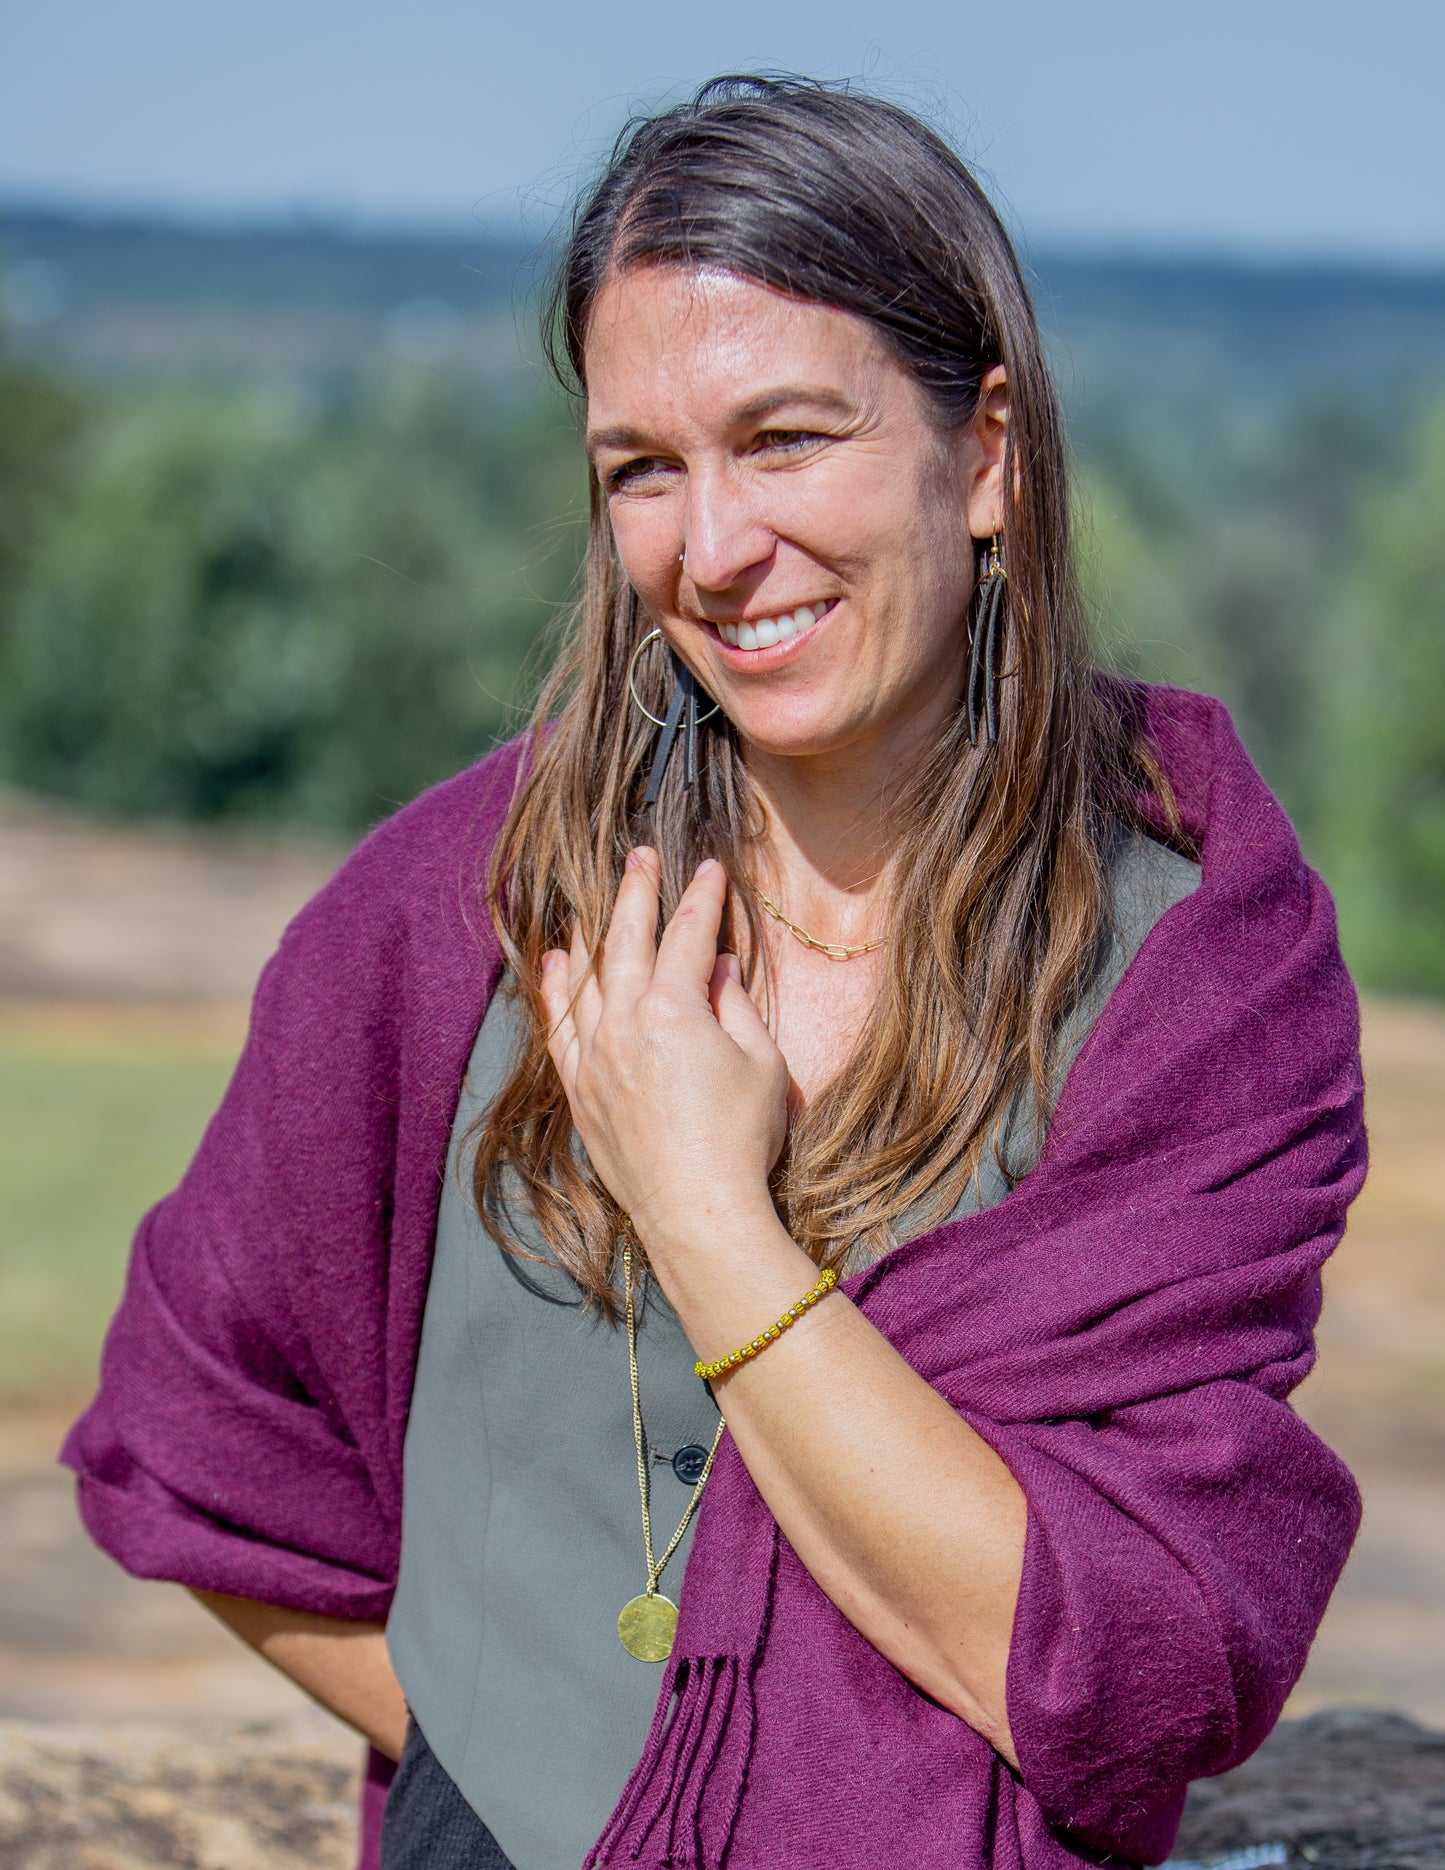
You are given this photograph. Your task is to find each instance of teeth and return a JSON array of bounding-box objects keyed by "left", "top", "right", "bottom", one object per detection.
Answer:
[{"left": 716, "top": 601, "right": 831, "bottom": 649}]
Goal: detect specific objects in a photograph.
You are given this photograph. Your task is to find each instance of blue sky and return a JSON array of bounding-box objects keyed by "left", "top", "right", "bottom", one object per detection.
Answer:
[{"left": 4, "top": 0, "right": 1443, "bottom": 259}]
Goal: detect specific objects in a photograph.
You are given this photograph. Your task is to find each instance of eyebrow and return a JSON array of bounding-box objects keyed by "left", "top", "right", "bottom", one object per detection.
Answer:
[{"left": 584, "top": 385, "right": 859, "bottom": 460}]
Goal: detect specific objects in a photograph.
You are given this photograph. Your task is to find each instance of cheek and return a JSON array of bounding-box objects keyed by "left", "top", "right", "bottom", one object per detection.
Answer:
[
  {"left": 608, "top": 501, "right": 680, "bottom": 596},
  {"left": 779, "top": 458, "right": 883, "bottom": 555},
  {"left": 901, "top": 463, "right": 977, "bottom": 600},
  {"left": 804, "top": 443, "right": 961, "bottom": 573}
]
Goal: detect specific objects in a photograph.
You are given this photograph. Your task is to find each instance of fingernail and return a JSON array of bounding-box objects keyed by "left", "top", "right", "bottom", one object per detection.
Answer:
[
  {"left": 542, "top": 951, "right": 563, "bottom": 973},
  {"left": 696, "top": 858, "right": 720, "bottom": 877},
  {"left": 624, "top": 849, "right": 641, "bottom": 872},
  {"left": 724, "top": 952, "right": 742, "bottom": 983}
]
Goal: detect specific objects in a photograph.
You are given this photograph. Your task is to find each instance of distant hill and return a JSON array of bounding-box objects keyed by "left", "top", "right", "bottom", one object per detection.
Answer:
[
  {"left": 0, "top": 207, "right": 536, "bottom": 383},
  {"left": 4, "top": 205, "right": 1445, "bottom": 426}
]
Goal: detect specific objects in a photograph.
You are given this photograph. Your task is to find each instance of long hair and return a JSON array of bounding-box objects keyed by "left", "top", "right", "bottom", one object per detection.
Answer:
[{"left": 474, "top": 75, "right": 1174, "bottom": 1309}]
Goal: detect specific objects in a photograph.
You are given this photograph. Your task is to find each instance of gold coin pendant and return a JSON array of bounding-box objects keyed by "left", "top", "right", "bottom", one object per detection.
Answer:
[{"left": 617, "top": 1591, "right": 679, "bottom": 1663}]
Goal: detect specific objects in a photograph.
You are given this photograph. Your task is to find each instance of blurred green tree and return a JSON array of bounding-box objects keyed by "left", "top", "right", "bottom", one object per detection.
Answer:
[
  {"left": 1078, "top": 461, "right": 1321, "bottom": 819},
  {"left": 3, "top": 329, "right": 1441, "bottom": 999},
  {"left": 0, "top": 372, "right": 585, "bottom": 828},
  {"left": 0, "top": 348, "right": 90, "bottom": 648},
  {"left": 1076, "top": 395, "right": 1394, "bottom": 833},
  {"left": 1318, "top": 400, "right": 1445, "bottom": 994}
]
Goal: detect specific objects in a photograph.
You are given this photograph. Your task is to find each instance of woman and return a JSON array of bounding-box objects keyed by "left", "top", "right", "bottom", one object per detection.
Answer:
[{"left": 65, "top": 76, "right": 1365, "bottom": 1870}]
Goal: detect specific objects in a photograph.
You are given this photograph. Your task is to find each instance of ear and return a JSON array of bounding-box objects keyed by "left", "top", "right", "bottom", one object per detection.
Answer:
[{"left": 963, "top": 365, "right": 1009, "bottom": 541}]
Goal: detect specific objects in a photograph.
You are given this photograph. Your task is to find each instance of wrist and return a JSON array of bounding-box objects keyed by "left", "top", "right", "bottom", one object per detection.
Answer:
[
  {"left": 635, "top": 1195, "right": 825, "bottom": 1365},
  {"left": 632, "top": 1181, "right": 786, "bottom": 1269},
  {"left": 694, "top": 1264, "right": 840, "bottom": 1381}
]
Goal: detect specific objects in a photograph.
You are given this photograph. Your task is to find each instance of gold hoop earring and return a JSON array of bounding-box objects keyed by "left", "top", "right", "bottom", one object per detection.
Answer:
[{"left": 627, "top": 628, "right": 720, "bottom": 728}]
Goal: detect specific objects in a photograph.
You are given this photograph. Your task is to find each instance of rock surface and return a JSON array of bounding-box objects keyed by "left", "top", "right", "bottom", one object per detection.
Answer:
[
  {"left": 2, "top": 1708, "right": 1443, "bottom": 1869},
  {"left": 0, "top": 1712, "right": 360, "bottom": 1869},
  {"left": 1170, "top": 1709, "right": 1445, "bottom": 1870}
]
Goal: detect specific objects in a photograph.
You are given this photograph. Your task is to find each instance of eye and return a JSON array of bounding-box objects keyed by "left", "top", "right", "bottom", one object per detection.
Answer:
[
  {"left": 603, "top": 456, "right": 668, "bottom": 493},
  {"left": 755, "top": 429, "right": 824, "bottom": 455}
]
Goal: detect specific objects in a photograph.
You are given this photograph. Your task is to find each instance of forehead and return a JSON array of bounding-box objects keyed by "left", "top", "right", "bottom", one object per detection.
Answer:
[{"left": 583, "top": 266, "right": 898, "bottom": 430}]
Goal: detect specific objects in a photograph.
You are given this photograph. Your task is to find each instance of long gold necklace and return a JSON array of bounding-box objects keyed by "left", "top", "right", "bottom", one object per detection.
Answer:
[
  {"left": 617, "top": 1240, "right": 726, "bottom": 1663},
  {"left": 754, "top": 888, "right": 889, "bottom": 961}
]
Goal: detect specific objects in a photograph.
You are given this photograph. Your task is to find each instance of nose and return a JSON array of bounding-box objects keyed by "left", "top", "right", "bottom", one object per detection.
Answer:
[{"left": 680, "top": 465, "right": 775, "bottom": 594}]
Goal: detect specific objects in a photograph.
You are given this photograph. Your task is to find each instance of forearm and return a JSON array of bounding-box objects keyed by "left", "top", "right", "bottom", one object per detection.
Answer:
[
  {"left": 191, "top": 1590, "right": 408, "bottom": 1761},
  {"left": 650, "top": 1204, "right": 1027, "bottom": 1766}
]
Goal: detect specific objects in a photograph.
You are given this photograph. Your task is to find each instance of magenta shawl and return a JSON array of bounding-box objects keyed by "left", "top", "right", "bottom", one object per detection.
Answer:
[{"left": 63, "top": 687, "right": 1365, "bottom": 1868}]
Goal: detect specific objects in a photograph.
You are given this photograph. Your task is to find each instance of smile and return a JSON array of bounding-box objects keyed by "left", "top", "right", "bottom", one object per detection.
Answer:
[{"left": 712, "top": 600, "right": 831, "bottom": 650}]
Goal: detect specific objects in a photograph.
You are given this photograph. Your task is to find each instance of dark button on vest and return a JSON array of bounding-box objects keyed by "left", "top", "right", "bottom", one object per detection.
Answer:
[{"left": 670, "top": 1443, "right": 710, "bottom": 1485}]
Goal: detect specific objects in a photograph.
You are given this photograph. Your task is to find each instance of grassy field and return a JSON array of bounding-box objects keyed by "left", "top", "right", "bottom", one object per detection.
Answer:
[{"left": 0, "top": 1009, "right": 240, "bottom": 1399}]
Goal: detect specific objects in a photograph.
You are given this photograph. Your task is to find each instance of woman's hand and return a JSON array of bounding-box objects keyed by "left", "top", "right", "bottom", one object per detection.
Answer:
[
  {"left": 541, "top": 848, "right": 1025, "bottom": 1765},
  {"left": 539, "top": 850, "right": 789, "bottom": 1257}
]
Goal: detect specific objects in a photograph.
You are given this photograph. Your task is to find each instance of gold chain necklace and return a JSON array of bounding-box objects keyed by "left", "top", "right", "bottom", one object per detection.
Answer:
[
  {"left": 754, "top": 888, "right": 889, "bottom": 961},
  {"left": 617, "top": 1240, "right": 726, "bottom": 1663}
]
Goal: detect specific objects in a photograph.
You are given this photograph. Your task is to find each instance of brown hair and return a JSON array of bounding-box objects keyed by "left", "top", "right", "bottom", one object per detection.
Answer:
[{"left": 474, "top": 75, "right": 1172, "bottom": 1308}]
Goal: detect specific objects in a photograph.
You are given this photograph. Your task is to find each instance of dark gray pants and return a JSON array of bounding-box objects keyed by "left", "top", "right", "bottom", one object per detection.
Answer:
[{"left": 381, "top": 1719, "right": 517, "bottom": 1870}]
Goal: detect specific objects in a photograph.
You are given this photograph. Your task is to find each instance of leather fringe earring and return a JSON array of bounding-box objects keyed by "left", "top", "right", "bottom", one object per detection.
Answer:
[
  {"left": 966, "top": 536, "right": 1008, "bottom": 748},
  {"left": 627, "top": 628, "right": 721, "bottom": 808}
]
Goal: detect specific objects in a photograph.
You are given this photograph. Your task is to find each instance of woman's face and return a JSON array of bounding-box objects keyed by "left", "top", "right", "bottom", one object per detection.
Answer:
[{"left": 584, "top": 266, "right": 1006, "bottom": 772}]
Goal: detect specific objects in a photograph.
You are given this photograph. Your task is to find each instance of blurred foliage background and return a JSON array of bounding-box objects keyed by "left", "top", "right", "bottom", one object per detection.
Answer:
[{"left": 3, "top": 209, "right": 1444, "bottom": 993}]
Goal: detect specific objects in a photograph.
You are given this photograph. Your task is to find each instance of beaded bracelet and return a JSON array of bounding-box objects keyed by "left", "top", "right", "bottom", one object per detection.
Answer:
[{"left": 694, "top": 1267, "right": 839, "bottom": 1381}]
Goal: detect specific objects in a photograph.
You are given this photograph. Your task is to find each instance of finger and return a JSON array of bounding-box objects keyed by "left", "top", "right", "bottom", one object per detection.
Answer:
[
  {"left": 712, "top": 972, "right": 779, "bottom": 1066},
  {"left": 654, "top": 859, "right": 728, "bottom": 992},
  {"left": 598, "top": 847, "right": 662, "bottom": 1000},
  {"left": 569, "top": 920, "right": 603, "bottom": 1045},
  {"left": 539, "top": 950, "right": 570, "bottom": 1025},
  {"left": 706, "top": 950, "right": 743, "bottom": 1019},
  {"left": 538, "top": 950, "right": 580, "bottom": 1094}
]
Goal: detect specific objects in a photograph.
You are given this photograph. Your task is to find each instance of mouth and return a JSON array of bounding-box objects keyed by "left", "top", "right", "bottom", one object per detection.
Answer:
[{"left": 708, "top": 599, "right": 833, "bottom": 653}]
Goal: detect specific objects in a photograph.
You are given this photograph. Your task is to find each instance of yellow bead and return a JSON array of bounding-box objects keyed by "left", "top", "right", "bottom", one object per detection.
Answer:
[{"left": 696, "top": 1269, "right": 839, "bottom": 1384}]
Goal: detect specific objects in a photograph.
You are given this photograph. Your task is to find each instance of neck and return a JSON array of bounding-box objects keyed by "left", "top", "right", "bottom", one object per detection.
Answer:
[{"left": 742, "top": 713, "right": 940, "bottom": 934}]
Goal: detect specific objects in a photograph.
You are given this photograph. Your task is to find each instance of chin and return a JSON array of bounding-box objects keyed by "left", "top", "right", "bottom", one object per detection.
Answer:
[{"left": 723, "top": 707, "right": 858, "bottom": 761}]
